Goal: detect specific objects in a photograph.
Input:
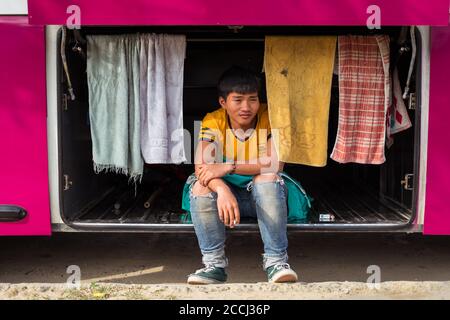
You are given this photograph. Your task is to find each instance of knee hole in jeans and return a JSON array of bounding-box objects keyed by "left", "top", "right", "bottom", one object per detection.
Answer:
[
  {"left": 252, "top": 173, "right": 282, "bottom": 185},
  {"left": 191, "top": 180, "right": 214, "bottom": 197}
]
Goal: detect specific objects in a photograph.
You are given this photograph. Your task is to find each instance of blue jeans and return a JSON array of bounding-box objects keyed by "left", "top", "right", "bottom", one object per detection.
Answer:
[{"left": 189, "top": 175, "right": 289, "bottom": 271}]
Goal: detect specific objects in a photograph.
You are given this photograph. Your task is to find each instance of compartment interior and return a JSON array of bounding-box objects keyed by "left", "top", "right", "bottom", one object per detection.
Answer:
[{"left": 58, "top": 26, "right": 418, "bottom": 229}]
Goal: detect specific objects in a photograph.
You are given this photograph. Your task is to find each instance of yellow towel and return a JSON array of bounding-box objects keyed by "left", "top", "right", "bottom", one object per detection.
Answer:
[{"left": 264, "top": 36, "right": 336, "bottom": 166}]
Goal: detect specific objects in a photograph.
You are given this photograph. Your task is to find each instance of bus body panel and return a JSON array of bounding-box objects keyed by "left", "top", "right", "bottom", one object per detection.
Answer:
[
  {"left": 27, "top": 0, "right": 449, "bottom": 26},
  {"left": 0, "top": 17, "right": 51, "bottom": 236},
  {"left": 423, "top": 24, "right": 450, "bottom": 235},
  {"left": 1, "top": 2, "right": 450, "bottom": 235}
]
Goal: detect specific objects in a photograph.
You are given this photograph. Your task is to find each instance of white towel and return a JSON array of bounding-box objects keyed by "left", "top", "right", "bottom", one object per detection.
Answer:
[{"left": 140, "top": 34, "right": 187, "bottom": 164}]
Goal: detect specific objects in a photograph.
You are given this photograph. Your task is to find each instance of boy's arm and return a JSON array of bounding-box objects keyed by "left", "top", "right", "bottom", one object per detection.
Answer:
[
  {"left": 194, "top": 140, "right": 233, "bottom": 183},
  {"left": 196, "top": 137, "right": 283, "bottom": 185},
  {"left": 194, "top": 140, "right": 240, "bottom": 228},
  {"left": 232, "top": 137, "right": 284, "bottom": 175}
]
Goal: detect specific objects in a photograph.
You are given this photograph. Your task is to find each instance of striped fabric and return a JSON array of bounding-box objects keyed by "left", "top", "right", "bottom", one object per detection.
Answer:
[{"left": 331, "top": 35, "right": 390, "bottom": 164}]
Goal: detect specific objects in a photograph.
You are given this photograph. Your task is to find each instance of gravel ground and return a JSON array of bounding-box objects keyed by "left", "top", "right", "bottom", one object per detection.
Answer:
[{"left": 1, "top": 281, "right": 450, "bottom": 300}]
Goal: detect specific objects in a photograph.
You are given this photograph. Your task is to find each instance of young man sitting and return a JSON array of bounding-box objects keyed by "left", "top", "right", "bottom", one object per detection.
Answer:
[{"left": 186, "top": 66, "right": 298, "bottom": 284}]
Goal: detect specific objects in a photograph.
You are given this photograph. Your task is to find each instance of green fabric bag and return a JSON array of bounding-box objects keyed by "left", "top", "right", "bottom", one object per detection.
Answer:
[{"left": 180, "top": 172, "right": 313, "bottom": 224}]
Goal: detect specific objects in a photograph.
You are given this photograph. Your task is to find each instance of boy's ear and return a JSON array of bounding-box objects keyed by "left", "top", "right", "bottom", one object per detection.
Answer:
[{"left": 219, "top": 96, "right": 227, "bottom": 109}]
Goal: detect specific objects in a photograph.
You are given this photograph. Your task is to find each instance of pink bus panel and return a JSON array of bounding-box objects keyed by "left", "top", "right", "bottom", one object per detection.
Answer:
[
  {"left": 0, "top": 17, "right": 51, "bottom": 236},
  {"left": 423, "top": 24, "right": 450, "bottom": 235},
  {"left": 28, "top": 0, "right": 449, "bottom": 26}
]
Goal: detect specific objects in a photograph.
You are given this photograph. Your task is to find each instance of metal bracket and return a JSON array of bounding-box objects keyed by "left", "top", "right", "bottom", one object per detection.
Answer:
[
  {"left": 62, "top": 93, "right": 69, "bottom": 111},
  {"left": 64, "top": 174, "right": 73, "bottom": 191},
  {"left": 408, "top": 92, "right": 416, "bottom": 110},
  {"left": 400, "top": 174, "right": 414, "bottom": 191},
  {"left": 227, "top": 26, "right": 244, "bottom": 33}
]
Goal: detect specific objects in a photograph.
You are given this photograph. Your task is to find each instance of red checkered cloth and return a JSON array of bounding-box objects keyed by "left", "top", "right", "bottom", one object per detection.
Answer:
[{"left": 331, "top": 35, "right": 390, "bottom": 164}]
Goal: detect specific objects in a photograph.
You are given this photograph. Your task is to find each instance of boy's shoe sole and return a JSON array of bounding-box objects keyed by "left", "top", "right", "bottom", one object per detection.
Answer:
[
  {"left": 269, "top": 270, "right": 298, "bottom": 283},
  {"left": 187, "top": 274, "right": 226, "bottom": 285}
]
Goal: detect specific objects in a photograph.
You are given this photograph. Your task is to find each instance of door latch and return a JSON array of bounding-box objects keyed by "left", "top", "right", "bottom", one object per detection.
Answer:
[
  {"left": 400, "top": 174, "right": 414, "bottom": 191},
  {"left": 63, "top": 174, "right": 73, "bottom": 191}
]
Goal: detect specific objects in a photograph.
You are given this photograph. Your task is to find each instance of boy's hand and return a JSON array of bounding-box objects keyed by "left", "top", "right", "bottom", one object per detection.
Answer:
[
  {"left": 197, "top": 164, "right": 233, "bottom": 187},
  {"left": 216, "top": 186, "right": 240, "bottom": 228}
]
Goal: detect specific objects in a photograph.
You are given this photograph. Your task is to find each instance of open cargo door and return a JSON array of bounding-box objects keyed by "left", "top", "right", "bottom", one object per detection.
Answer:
[
  {"left": 423, "top": 21, "right": 450, "bottom": 235},
  {"left": 0, "top": 17, "right": 51, "bottom": 236}
]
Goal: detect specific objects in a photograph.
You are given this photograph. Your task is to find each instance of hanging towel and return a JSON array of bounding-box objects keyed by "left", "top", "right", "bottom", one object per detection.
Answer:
[
  {"left": 87, "top": 34, "right": 144, "bottom": 182},
  {"left": 390, "top": 68, "right": 412, "bottom": 134},
  {"left": 386, "top": 67, "right": 413, "bottom": 147},
  {"left": 140, "top": 34, "right": 187, "bottom": 164},
  {"left": 330, "top": 35, "right": 391, "bottom": 164},
  {"left": 264, "top": 36, "right": 337, "bottom": 166}
]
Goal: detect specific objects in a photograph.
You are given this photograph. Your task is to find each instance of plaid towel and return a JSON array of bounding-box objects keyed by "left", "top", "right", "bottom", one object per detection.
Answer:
[{"left": 331, "top": 35, "right": 390, "bottom": 164}]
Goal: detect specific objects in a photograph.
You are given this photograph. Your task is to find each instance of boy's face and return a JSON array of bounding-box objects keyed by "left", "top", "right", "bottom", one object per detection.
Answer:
[{"left": 219, "top": 92, "right": 260, "bottom": 129}]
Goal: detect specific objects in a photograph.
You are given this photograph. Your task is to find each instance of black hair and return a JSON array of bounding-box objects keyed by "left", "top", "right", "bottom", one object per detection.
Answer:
[{"left": 217, "top": 66, "right": 261, "bottom": 100}]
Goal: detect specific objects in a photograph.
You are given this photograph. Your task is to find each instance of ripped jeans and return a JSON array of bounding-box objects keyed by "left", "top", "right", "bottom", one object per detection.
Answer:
[{"left": 189, "top": 175, "right": 289, "bottom": 271}]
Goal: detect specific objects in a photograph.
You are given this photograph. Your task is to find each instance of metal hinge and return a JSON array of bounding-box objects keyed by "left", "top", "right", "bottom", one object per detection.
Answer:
[
  {"left": 408, "top": 92, "right": 416, "bottom": 110},
  {"left": 400, "top": 174, "right": 414, "bottom": 191},
  {"left": 227, "top": 26, "right": 244, "bottom": 33},
  {"left": 63, "top": 174, "right": 73, "bottom": 191},
  {"left": 62, "top": 94, "right": 69, "bottom": 111}
]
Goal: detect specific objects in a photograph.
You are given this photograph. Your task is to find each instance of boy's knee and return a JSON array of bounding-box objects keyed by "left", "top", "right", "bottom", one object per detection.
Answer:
[
  {"left": 253, "top": 173, "right": 281, "bottom": 184},
  {"left": 251, "top": 174, "right": 286, "bottom": 200},
  {"left": 192, "top": 180, "right": 213, "bottom": 196}
]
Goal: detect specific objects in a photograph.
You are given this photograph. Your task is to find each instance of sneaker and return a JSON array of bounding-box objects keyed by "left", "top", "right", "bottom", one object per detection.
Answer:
[
  {"left": 266, "top": 263, "right": 298, "bottom": 283},
  {"left": 187, "top": 265, "right": 228, "bottom": 285}
]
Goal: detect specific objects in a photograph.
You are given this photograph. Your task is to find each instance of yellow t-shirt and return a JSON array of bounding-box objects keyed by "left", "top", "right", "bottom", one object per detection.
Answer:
[{"left": 198, "top": 104, "right": 272, "bottom": 162}]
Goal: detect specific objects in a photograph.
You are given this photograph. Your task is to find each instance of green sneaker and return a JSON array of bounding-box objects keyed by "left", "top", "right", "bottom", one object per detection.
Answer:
[
  {"left": 187, "top": 265, "right": 228, "bottom": 285},
  {"left": 266, "top": 263, "right": 298, "bottom": 283}
]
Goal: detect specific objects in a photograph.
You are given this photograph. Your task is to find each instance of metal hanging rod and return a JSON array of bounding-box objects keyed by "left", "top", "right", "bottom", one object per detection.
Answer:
[{"left": 186, "top": 38, "right": 264, "bottom": 42}]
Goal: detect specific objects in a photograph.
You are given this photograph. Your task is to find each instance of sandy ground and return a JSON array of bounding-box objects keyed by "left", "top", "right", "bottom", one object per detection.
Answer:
[
  {"left": 1, "top": 281, "right": 450, "bottom": 300},
  {"left": 0, "top": 281, "right": 450, "bottom": 300},
  {"left": 1, "top": 232, "right": 450, "bottom": 299}
]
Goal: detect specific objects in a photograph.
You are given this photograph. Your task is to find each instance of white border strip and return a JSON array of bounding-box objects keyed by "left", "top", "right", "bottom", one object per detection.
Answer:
[
  {"left": 47, "top": 25, "right": 63, "bottom": 225},
  {"left": 47, "top": 26, "right": 429, "bottom": 231},
  {"left": 416, "top": 26, "right": 430, "bottom": 227},
  {"left": 0, "top": 0, "right": 28, "bottom": 15}
]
